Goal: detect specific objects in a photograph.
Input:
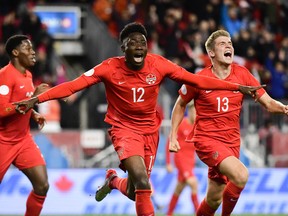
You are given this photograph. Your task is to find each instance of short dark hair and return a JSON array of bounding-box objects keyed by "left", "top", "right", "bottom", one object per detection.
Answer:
[
  {"left": 119, "top": 22, "right": 147, "bottom": 43},
  {"left": 5, "top": 35, "right": 29, "bottom": 57}
]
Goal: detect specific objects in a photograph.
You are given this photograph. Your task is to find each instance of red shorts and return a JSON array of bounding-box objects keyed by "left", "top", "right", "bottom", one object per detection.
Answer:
[
  {"left": 0, "top": 134, "right": 46, "bottom": 182},
  {"left": 108, "top": 127, "right": 159, "bottom": 177},
  {"left": 175, "top": 156, "right": 195, "bottom": 182},
  {"left": 194, "top": 140, "right": 239, "bottom": 184}
]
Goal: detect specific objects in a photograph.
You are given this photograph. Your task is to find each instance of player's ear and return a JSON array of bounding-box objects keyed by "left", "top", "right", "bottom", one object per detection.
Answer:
[
  {"left": 208, "top": 50, "right": 215, "bottom": 58},
  {"left": 121, "top": 44, "right": 125, "bottom": 53},
  {"left": 12, "top": 49, "right": 19, "bottom": 57}
]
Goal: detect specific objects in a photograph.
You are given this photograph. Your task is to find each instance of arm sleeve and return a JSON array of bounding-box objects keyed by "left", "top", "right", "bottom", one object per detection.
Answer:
[
  {"left": 0, "top": 103, "right": 17, "bottom": 117},
  {"left": 180, "top": 71, "right": 240, "bottom": 90},
  {"left": 0, "top": 75, "right": 17, "bottom": 117},
  {"left": 38, "top": 75, "right": 91, "bottom": 103}
]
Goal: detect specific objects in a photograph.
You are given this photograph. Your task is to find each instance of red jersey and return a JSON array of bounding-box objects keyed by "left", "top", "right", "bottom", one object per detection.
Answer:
[
  {"left": 180, "top": 63, "right": 266, "bottom": 146},
  {"left": 38, "top": 54, "right": 240, "bottom": 134},
  {"left": 166, "top": 117, "right": 196, "bottom": 167},
  {"left": 0, "top": 63, "right": 34, "bottom": 144}
]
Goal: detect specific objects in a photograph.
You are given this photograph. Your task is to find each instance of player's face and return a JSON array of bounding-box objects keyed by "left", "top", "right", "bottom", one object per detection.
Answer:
[
  {"left": 212, "top": 36, "right": 234, "bottom": 65},
  {"left": 16, "top": 39, "right": 36, "bottom": 68},
  {"left": 122, "top": 32, "right": 147, "bottom": 70}
]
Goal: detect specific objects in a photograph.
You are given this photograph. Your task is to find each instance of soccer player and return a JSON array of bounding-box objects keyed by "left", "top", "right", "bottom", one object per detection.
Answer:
[
  {"left": 14, "top": 23, "right": 262, "bottom": 216},
  {"left": 166, "top": 101, "right": 199, "bottom": 216},
  {"left": 0, "top": 35, "right": 49, "bottom": 216},
  {"left": 169, "top": 29, "right": 288, "bottom": 216}
]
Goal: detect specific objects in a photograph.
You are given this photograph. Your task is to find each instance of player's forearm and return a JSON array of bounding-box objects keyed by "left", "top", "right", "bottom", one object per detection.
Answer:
[
  {"left": 265, "top": 99, "right": 287, "bottom": 114},
  {"left": 170, "top": 105, "right": 185, "bottom": 140},
  {"left": 182, "top": 72, "right": 239, "bottom": 90},
  {"left": 38, "top": 78, "right": 88, "bottom": 103}
]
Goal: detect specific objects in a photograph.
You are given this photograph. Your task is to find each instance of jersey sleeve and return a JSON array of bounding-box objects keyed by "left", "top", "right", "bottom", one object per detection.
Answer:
[
  {"left": 38, "top": 65, "right": 104, "bottom": 103},
  {"left": 0, "top": 72, "right": 17, "bottom": 117},
  {"left": 178, "top": 84, "right": 199, "bottom": 103},
  {"left": 157, "top": 56, "right": 240, "bottom": 90}
]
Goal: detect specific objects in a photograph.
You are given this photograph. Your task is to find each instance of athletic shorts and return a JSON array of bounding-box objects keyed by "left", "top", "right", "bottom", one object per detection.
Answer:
[
  {"left": 108, "top": 127, "right": 159, "bottom": 177},
  {"left": 175, "top": 156, "right": 195, "bottom": 182},
  {"left": 194, "top": 140, "right": 239, "bottom": 184},
  {"left": 0, "top": 135, "right": 46, "bottom": 182}
]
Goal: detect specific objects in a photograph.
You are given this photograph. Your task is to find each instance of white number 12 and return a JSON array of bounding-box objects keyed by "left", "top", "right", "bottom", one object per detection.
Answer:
[{"left": 132, "top": 87, "right": 145, "bottom": 102}]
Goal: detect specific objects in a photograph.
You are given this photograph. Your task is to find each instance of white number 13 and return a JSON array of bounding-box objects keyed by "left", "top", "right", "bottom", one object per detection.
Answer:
[{"left": 216, "top": 97, "right": 229, "bottom": 112}]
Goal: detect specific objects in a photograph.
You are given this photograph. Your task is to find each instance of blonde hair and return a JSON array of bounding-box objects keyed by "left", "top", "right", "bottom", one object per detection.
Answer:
[{"left": 205, "top": 29, "right": 231, "bottom": 53}]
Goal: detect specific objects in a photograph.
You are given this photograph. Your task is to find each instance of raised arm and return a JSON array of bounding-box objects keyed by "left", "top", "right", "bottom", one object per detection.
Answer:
[
  {"left": 181, "top": 71, "right": 264, "bottom": 96},
  {"left": 258, "top": 93, "right": 288, "bottom": 115},
  {"left": 14, "top": 75, "right": 91, "bottom": 114}
]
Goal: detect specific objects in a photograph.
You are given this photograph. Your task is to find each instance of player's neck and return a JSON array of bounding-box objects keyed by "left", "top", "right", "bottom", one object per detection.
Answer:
[{"left": 211, "top": 64, "right": 231, "bottom": 80}]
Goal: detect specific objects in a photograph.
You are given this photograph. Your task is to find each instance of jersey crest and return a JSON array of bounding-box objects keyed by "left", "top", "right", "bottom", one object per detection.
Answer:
[{"left": 146, "top": 74, "right": 156, "bottom": 85}]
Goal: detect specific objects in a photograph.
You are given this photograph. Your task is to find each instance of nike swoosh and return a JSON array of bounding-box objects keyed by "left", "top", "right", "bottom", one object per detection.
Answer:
[
  {"left": 230, "top": 198, "right": 238, "bottom": 202},
  {"left": 20, "top": 85, "right": 25, "bottom": 89},
  {"left": 118, "top": 81, "right": 126, "bottom": 85},
  {"left": 233, "top": 91, "right": 239, "bottom": 93},
  {"left": 205, "top": 90, "right": 212, "bottom": 93}
]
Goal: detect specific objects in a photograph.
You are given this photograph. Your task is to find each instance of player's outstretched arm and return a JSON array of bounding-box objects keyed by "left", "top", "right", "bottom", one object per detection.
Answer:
[
  {"left": 181, "top": 71, "right": 265, "bottom": 96},
  {"left": 258, "top": 93, "right": 288, "bottom": 114}
]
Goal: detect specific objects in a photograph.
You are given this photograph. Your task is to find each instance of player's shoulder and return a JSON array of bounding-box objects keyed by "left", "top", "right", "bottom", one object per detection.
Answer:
[
  {"left": 102, "top": 56, "right": 124, "bottom": 67},
  {"left": 195, "top": 65, "right": 213, "bottom": 76},
  {"left": 232, "top": 63, "right": 250, "bottom": 73},
  {"left": 146, "top": 53, "right": 169, "bottom": 64},
  {"left": 0, "top": 64, "right": 9, "bottom": 75},
  {"left": 25, "top": 70, "right": 33, "bottom": 78}
]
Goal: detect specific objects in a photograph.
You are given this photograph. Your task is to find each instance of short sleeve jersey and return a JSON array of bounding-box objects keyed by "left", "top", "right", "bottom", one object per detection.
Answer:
[
  {"left": 179, "top": 63, "right": 265, "bottom": 146},
  {"left": 80, "top": 53, "right": 187, "bottom": 134},
  {"left": 0, "top": 63, "right": 34, "bottom": 144}
]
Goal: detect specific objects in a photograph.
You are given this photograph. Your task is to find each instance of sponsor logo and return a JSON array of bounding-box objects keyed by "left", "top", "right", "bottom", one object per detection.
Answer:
[
  {"left": 118, "top": 81, "right": 126, "bottom": 85},
  {"left": 205, "top": 90, "right": 212, "bottom": 93},
  {"left": 20, "top": 85, "right": 25, "bottom": 89}
]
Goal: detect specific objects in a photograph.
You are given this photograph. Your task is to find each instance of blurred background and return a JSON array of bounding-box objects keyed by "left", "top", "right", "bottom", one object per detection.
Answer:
[{"left": 0, "top": 0, "right": 288, "bottom": 215}]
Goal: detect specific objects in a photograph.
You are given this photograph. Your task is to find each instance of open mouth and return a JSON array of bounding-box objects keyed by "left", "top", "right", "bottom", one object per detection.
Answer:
[
  {"left": 133, "top": 54, "right": 144, "bottom": 63},
  {"left": 224, "top": 51, "right": 232, "bottom": 58},
  {"left": 31, "top": 56, "right": 36, "bottom": 63}
]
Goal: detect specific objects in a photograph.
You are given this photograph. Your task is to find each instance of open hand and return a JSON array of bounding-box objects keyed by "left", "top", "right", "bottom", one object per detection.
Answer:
[
  {"left": 239, "top": 84, "right": 266, "bottom": 98},
  {"left": 14, "top": 97, "right": 39, "bottom": 114}
]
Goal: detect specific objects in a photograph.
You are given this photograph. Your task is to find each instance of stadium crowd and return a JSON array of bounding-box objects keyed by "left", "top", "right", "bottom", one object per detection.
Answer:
[{"left": 92, "top": 0, "right": 288, "bottom": 100}]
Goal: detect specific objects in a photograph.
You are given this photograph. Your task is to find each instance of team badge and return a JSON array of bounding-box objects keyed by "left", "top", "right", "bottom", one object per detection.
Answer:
[
  {"left": 212, "top": 151, "right": 219, "bottom": 160},
  {"left": 146, "top": 74, "right": 156, "bottom": 85}
]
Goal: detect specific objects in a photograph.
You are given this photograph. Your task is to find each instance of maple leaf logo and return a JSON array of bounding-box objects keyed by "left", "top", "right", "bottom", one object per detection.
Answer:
[{"left": 55, "top": 175, "right": 74, "bottom": 192}]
